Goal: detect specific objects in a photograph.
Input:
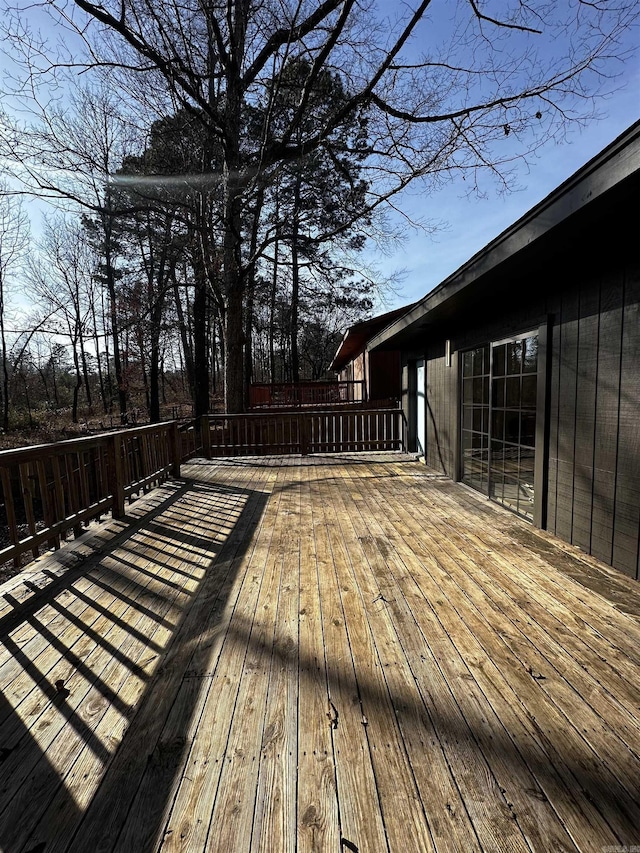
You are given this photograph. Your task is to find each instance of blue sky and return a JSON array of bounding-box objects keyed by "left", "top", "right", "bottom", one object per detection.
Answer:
[
  {"left": 373, "top": 72, "right": 640, "bottom": 310},
  {"left": 364, "top": 0, "right": 640, "bottom": 310},
  {"left": 3, "top": 0, "right": 639, "bottom": 317}
]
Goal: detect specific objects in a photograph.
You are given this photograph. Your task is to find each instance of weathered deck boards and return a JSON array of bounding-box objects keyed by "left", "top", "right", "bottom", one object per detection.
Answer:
[{"left": 1, "top": 453, "right": 639, "bottom": 853}]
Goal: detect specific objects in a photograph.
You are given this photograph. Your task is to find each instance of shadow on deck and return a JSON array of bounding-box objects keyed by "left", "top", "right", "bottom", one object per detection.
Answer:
[
  {"left": 0, "top": 469, "right": 267, "bottom": 853},
  {"left": 0, "top": 453, "right": 639, "bottom": 853}
]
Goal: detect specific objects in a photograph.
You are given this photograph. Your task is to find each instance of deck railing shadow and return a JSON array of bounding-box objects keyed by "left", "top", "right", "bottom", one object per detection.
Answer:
[
  {"left": 215, "top": 610, "right": 640, "bottom": 849},
  {"left": 0, "top": 471, "right": 269, "bottom": 853},
  {"left": 0, "top": 455, "right": 638, "bottom": 850}
]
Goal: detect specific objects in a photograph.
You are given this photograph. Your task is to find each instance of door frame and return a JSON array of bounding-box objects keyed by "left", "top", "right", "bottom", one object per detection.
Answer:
[
  {"left": 458, "top": 322, "right": 550, "bottom": 527},
  {"left": 415, "top": 358, "right": 426, "bottom": 458}
]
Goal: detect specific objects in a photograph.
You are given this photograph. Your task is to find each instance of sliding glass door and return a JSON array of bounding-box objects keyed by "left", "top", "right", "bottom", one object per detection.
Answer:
[
  {"left": 461, "top": 345, "right": 490, "bottom": 494},
  {"left": 461, "top": 333, "right": 538, "bottom": 520}
]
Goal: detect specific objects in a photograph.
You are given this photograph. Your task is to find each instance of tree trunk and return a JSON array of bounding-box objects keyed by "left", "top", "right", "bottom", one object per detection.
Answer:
[
  {"left": 148, "top": 296, "right": 165, "bottom": 422},
  {"left": 71, "top": 343, "right": 82, "bottom": 424},
  {"left": 224, "top": 281, "right": 244, "bottom": 413},
  {"left": 290, "top": 171, "right": 302, "bottom": 383},
  {"left": 0, "top": 271, "right": 9, "bottom": 432},
  {"left": 80, "top": 337, "right": 92, "bottom": 410},
  {"left": 243, "top": 286, "right": 253, "bottom": 410},
  {"left": 93, "top": 292, "right": 108, "bottom": 413},
  {"left": 103, "top": 206, "right": 128, "bottom": 423},
  {"left": 269, "top": 237, "right": 278, "bottom": 382},
  {"left": 221, "top": 4, "right": 248, "bottom": 414},
  {"left": 221, "top": 159, "right": 245, "bottom": 412},
  {"left": 149, "top": 340, "right": 160, "bottom": 422},
  {"left": 22, "top": 371, "right": 33, "bottom": 428},
  {"left": 139, "top": 331, "right": 150, "bottom": 414},
  {"left": 192, "top": 250, "right": 210, "bottom": 419},
  {"left": 51, "top": 351, "right": 59, "bottom": 406},
  {"left": 172, "top": 271, "right": 195, "bottom": 399},
  {"left": 243, "top": 188, "right": 263, "bottom": 409}
]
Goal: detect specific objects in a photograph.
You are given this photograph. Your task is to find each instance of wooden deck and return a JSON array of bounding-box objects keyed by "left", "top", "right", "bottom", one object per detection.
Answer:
[{"left": 1, "top": 453, "right": 639, "bottom": 853}]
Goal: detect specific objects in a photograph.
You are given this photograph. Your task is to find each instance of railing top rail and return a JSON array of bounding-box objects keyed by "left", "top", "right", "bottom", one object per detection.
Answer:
[
  {"left": 114, "top": 422, "right": 175, "bottom": 439},
  {"left": 208, "top": 407, "right": 401, "bottom": 420},
  {"left": 0, "top": 433, "right": 110, "bottom": 465},
  {"left": 250, "top": 380, "right": 364, "bottom": 387},
  {"left": 0, "top": 420, "right": 176, "bottom": 466}
]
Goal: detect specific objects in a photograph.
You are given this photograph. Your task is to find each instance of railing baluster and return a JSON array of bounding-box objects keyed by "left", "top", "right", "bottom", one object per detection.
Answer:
[
  {"left": 36, "top": 458, "right": 59, "bottom": 551},
  {"left": 51, "top": 455, "right": 66, "bottom": 532},
  {"left": 1, "top": 467, "right": 21, "bottom": 568},
  {"left": 78, "top": 449, "right": 90, "bottom": 518},
  {"left": 19, "top": 462, "right": 39, "bottom": 559},
  {"left": 143, "top": 432, "right": 150, "bottom": 483}
]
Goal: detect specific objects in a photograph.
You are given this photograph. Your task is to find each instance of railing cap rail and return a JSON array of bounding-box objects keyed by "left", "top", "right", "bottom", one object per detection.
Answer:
[
  {"left": 250, "top": 379, "right": 363, "bottom": 387},
  {"left": 0, "top": 420, "right": 177, "bottom": 466},
  {"left": 208, "top": 407, "right": 401, "bottom": 419}
]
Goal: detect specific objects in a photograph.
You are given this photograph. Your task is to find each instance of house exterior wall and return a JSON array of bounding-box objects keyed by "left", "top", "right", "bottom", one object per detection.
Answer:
[
  {"left": 546, "top": 260, "right": 640, "bottom": 577},
  {"left": 399, "top": 234, "right": 640, "bottom": 580},
  {"left": 424, "top": 343, "right": 457, "bottom": 477},
  {"left": 351, "top": 353, "right": 366, "bottom": 384},
  {"left": 368, "top": 350, "right": 402, "bottom": 401}
]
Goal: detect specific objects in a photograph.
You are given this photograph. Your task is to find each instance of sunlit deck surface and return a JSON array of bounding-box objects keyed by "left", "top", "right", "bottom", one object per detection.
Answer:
[{"left": 1, "top": 453, "right": 640, "bottom": 853}]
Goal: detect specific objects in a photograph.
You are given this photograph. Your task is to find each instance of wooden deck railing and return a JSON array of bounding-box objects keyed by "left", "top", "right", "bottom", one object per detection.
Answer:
[
  {"left": 0, "top": 421, "right": 197, "bottom": 570},
  {"left": 0, "top": 410, "right": 405, "bottom": 571},
  {"left": 202, "top": 408, "right": 406, "bottom": 457}
]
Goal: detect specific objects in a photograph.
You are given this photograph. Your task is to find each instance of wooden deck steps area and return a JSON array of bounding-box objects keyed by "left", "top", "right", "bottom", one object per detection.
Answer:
[{"left": 0, "top": 452, "right": 639, "bottom": 853}]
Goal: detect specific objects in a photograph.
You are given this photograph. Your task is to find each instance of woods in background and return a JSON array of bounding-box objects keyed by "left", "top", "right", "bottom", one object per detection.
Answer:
[{"left": 1, "top": 0, "right": 637, "bottom": 427}]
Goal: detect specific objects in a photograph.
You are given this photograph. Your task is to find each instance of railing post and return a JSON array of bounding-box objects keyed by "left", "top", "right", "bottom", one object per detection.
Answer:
[
  {"left": 108, "top": 431, "right": 126, "bottom": 519},
  {"left": 200, "top": 415, "right": 212, "bottom": 459},
  {"left": 170, "top": 421, "right": 181, "bottom": 477}
]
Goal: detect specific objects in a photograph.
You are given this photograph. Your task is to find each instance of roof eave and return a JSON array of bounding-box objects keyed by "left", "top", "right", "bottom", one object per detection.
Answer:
[{"left": 367, "top": 119, "right": 640, "bottom": 352}]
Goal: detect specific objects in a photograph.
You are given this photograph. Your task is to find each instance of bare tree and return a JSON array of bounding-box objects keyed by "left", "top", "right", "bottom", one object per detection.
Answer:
[
  {"left": 0, "top": 183, "right": 29, "bottom": 431},
  {"left": 27, "top": 215, "right": 101, "bottom": 422},
  {"left": 0, "top": 82, "right": 145, "bottom": 421},
  {"left": 1, "top": 0, "right": 638, "bottom": 411}
]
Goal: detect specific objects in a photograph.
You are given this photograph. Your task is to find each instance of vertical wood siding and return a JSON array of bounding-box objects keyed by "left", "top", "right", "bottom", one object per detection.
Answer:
[
  {"left": 587, "top": 274, "right": 623, "bottom": 566},
  {"left": 409, "top": 249, "right": 639, "bottom": 580},
  {"left": 545, "top": 263, "right": 639, "bottom": 579},
  {"left": 613, "top": 266, "right": 640, "bottom": 577}
]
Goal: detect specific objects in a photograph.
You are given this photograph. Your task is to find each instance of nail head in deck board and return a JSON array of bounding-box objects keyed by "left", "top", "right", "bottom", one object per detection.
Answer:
[
  {"left": 332, "top": 466, "right": 484, "bottom": 853},
  {"left": 311, "top": 474, "right": 389, "bottom": 852},
  {"left": 321, "top": 480, "right": 436, "bottom": 853}
]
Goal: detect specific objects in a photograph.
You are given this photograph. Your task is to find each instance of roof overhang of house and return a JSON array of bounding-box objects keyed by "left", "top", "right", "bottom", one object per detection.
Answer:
[
  {"left": 366, "top": 119, "right": 640, "bottom": 353},
  {"left": 329, "top": 304, "right": 416, "bottom": 371}
]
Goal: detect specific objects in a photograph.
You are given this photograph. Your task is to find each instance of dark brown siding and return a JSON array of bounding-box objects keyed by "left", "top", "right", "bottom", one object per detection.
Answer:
[
  {"left": 398, "top": 246, "right": 639, "bottom": 580},
  {"left": 368, "top": 350, "right": 402, "bottom": 401},
  {"left": 613, "top": 266, "right": 640, "bottom": 578},
  {"left": 545, "top": 263, "right": 640, "bottom": 579},
  {"left": 590, "top": 275, "right": 623, "bottom": 565}
]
